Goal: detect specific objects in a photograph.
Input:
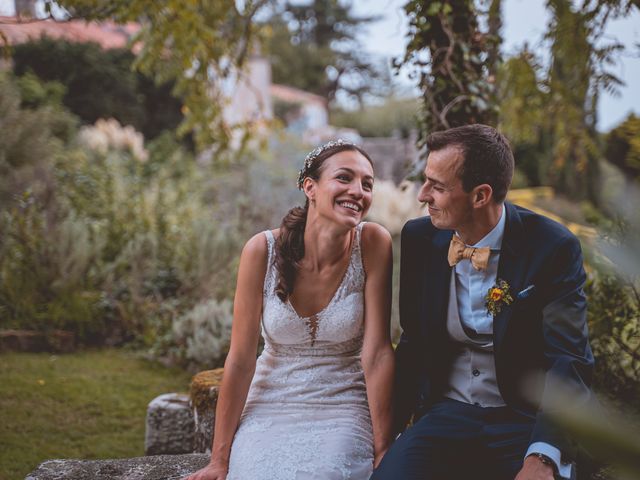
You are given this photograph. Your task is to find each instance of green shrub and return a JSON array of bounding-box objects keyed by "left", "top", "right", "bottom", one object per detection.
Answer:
[
  {"left": 587, "top": 271, "right": 640, "bottom": 401},
  {"left": 0, "top": 193, "right": 105, "bottom": 338},
  {"left": 171, "top": 298, "right": 234, "bottom": 370},
  {"left": 11, "top": 37, "right": 183, "bottom": 141},
  {"left": 0, "top": 73, "right": 77, "bottom": 207}
]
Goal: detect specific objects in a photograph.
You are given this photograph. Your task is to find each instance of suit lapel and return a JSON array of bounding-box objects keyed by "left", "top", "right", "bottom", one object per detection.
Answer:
[
  {"left": 420, "top": 229, "right": 453, "bottom": 339},
  {"left": 493, "top": 203, "right": 528, "bottom": 351}
]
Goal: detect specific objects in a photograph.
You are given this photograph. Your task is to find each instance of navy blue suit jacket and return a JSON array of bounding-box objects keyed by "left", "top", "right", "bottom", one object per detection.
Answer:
[{"left": 394, "top": 202, "right": 594, "bottom": 460}]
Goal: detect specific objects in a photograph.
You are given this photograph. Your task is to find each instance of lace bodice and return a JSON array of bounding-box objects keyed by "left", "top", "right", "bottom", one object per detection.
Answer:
[{"left": 260, "top": 223, "right": 366, "bottom": 355}]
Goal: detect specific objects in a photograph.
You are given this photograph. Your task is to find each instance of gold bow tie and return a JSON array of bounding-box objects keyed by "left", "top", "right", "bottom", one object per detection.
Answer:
[{"left": 447, "top": 235, "right": 491, "bottom": 271}]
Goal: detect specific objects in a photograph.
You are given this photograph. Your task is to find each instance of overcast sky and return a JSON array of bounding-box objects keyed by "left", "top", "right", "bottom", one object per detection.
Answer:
[
  {"left": 2, "top": 0, "right": 638, "bottom": 131},
  {"left": 353, "top": 0, "right": 640, "bottom": 131}
]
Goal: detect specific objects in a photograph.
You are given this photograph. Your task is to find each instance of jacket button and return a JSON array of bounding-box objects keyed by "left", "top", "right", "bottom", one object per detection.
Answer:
[{"left": 472, "top": 369, "right": 480, "bottom": 377}]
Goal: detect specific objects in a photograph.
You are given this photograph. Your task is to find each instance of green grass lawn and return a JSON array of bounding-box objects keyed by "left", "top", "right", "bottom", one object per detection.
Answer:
[{"left": 0, "top": 349, "right": 193, "bottom": 480}]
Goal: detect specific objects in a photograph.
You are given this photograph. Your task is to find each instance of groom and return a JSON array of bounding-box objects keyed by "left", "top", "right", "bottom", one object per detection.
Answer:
[{"left": 372, "top": 125, "right": 594, "bottom": 480}]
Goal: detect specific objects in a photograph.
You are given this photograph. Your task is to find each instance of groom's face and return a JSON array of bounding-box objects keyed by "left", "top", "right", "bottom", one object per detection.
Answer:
[{"left": 418, "top": 146, "right": 473, "bottom": 231}]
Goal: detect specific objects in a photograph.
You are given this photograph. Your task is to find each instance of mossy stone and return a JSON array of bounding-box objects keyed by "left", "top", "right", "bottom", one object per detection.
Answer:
[{"left": 189, "top": 368, "right": 224, "bottom": 452}]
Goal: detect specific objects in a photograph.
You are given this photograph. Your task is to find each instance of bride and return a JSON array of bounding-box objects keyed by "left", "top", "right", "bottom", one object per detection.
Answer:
[{"left": 184, "top": 139, "right": 395, "bottom": 480}]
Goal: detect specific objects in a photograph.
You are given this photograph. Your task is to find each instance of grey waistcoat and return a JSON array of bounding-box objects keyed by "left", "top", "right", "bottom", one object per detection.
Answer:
[{"left": 442, "top": 271, "right": 506, "bottom": 407}]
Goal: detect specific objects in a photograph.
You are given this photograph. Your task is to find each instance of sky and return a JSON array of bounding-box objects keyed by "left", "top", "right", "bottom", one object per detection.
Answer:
[
  {"left": 352, "top": 0, "right": 640, "bottom": 131},
  {"left": 2, "top": 0, "right": 638, "bottom": 131}
]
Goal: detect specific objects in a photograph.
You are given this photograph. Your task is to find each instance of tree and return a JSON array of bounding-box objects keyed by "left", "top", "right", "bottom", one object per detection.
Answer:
[
  {"left": 498, "top": 0, "right": 633, "bottom": 204},
  {"left": 51, "top": 0, "right": 270, "bottom": 156},
  {"left": 497, "top": 48, "right": 550, "bottom": 186},
  {"left": 265, "top": 0, "right": 388, "bottom": 105},
  {"left": 544, "top": 0, "right": 603, "bottom": 203},
  {"left": 399, "top": 0, "right": 501, "bottom": 139},
  {"left": 11, "top": 38, "right": 183, "bottom": 141}
]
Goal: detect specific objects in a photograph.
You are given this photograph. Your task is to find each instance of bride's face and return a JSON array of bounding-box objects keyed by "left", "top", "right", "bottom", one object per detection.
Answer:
[{"left": 305, "top": 150, "right": 374, "bottom": 229}]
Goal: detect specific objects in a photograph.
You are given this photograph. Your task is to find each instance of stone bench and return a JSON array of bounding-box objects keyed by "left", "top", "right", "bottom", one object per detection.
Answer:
[{"left": 26, "top": 454, "right": 210, "bottom": 480}]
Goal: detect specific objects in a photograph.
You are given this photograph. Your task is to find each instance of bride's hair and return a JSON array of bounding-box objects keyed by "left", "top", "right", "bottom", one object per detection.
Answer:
[{"left": 275, "top": 141, "right": 373, "bottom": 302}]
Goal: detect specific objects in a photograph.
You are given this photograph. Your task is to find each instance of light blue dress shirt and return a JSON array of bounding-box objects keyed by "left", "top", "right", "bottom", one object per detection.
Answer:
[
  {"left": 453, "top": 204, "right": 571, "bottom": 478},
  {"left": 453, "top": 205, "right": 505, "bottom": 335}
]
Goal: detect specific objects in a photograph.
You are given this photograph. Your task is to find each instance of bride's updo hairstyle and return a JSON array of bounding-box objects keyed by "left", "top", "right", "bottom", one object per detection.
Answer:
[{"left": 275, "top": 139, "right": 373, "bottom": 302}]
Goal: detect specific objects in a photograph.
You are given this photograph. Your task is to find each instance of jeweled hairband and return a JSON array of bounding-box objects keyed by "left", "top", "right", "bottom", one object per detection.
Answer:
[{"left": 297, "top": 139, "right": 354, "bottom": 190}]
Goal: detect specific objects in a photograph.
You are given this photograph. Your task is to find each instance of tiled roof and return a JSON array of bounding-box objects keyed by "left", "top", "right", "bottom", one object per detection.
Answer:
[{"left": 0, "top": 16, "right": 139, "bottom": 50}]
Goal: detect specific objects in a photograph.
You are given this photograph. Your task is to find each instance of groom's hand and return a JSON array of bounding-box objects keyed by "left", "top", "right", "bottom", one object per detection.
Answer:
[
  {"left": 515, "top": 455, "right": 553, "bottom": 480},
  {"left": 514, "top": 455, "right": 555, "bottom": 480}
]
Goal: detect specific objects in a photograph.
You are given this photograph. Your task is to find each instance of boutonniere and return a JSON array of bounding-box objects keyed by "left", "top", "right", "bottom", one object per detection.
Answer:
[{"left": 485, "top": 279, "right": 514, "bottom": 316}]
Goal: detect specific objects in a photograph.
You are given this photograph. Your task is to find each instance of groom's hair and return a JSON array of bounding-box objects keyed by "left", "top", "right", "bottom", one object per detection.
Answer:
[{"left": 426, "top": 124, "right": 514, "bottom": 203}]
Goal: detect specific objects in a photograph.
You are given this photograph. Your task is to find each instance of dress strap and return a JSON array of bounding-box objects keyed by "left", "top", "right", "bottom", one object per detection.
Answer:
[
  {"left": 351, "top": 222, "right": 366, "bottom": 284},
  {"left": 264, "top": 230, "right": 275, "bottom": 262},
  {"left": 355, "top": 222, "right": 365, "bottom": 247},
  {"left": 262, "top": 230, "right": 277, "bottom": 296}
]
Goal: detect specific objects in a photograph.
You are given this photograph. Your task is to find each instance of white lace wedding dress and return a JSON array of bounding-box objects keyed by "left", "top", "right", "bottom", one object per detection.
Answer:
[{"left": 226, "top": 223, "right": 374, "bottom": 480}]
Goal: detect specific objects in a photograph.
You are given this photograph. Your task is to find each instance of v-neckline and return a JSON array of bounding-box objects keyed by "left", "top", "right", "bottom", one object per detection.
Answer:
[{"left": 287, "top": 229, "right": 356, "bottom": 320}]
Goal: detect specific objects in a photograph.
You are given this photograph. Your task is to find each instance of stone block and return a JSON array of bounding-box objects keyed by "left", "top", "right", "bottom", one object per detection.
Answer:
[
  {"left": 189, "top": 369, "right": 224, "bottom": 453},
  {"left": 145, "top": 393, "right": 194, "bottom": 456},
  {"left": 25, "top": 453, "right": 210, "bottom": 480}
]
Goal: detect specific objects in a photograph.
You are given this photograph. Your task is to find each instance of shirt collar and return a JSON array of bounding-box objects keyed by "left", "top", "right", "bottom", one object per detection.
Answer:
[{"left": 456, "top": 203, "right": 506, "bottom": 250}]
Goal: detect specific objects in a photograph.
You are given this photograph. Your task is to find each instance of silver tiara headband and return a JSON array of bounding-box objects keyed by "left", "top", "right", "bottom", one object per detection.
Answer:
[{"left": 297, "top": 139, "right": 354, "bottom": 190}]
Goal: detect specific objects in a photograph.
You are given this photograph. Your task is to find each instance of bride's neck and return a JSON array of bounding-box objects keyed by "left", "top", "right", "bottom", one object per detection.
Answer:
[{"left": 302, "top": 221, "right": 352, "bottom": 272}]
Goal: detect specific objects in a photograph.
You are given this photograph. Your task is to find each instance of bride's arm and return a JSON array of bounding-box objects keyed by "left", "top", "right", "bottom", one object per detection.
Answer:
[
  {"left": 185, "top": 233, "right": 267, "bottom": 480},
  {"left": 360, "top": 223, "right": 395, "bottom": 468}
]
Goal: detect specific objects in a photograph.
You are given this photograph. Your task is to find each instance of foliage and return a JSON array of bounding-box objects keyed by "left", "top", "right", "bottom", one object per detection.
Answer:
[
  {"left": 498, "top": 0, "right": 631, "bottom": 204},
  {"left": 0, "top": 71, "right": 77, "bottom": 222},
  {"left": 11, "top": 37, "right": 183, "bottom": 141},
  {"left": 53, "top": 0, "right": 270, "bottom": 155},
  {"left": 0, "top": 194, "right": 105, "bottom": 338},
  {"left": 543, "top": 0, "right": 608, "bottom": 205},
  {"left": 0, "top": 349, "right": 192, "bottom": 479},
  {"left": 586, "top": 272, "right": 640, "bottom": 401},
  {"left": 1, "top": 70, "right": 308, "bottom": 357},
  {"left": 14, "top": 70, "right": 66, "bottom": 109},
  {"left": 605, "top": 113, "right": 640, "bottom": 182},
  {"left": 264, "top": 0, "right": 389, "bottom": 105},
  {"left": 51, "top": 119, "right": 244, "bottom": 346},
  {"left": 399, "top": 0, "right": 501, "bottom": 140},
  {"left": 497, "top": 50, "right": 550, "bottom": 187},
  {"left": 172, "top": 299, "right": 234, "bottom": 370},
  {"left": 330, "top": 97, "right": 419, "bottom": 138},
  {"left": 587, "top": 186, "right": 640, "bottom": 403}
]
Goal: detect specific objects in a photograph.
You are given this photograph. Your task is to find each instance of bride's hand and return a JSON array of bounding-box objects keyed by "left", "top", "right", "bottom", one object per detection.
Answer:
[{"left": 183, "top": 460, "right": 228, "bottom": 480}]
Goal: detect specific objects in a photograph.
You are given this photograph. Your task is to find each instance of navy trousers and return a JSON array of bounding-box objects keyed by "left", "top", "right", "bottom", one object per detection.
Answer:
[{"left": 371, "top": 398, "right": 536, "bottom": 480}]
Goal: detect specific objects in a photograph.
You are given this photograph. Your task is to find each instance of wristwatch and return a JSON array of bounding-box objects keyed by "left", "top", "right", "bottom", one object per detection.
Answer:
[{"left": 528, "top": 452, "right": 558, "bottom": 473}]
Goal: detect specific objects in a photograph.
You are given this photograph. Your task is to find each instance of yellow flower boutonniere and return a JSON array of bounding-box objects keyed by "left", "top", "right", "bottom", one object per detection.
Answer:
[{"left": 485, "top": 279, "right": 514, "bottom": 316}]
